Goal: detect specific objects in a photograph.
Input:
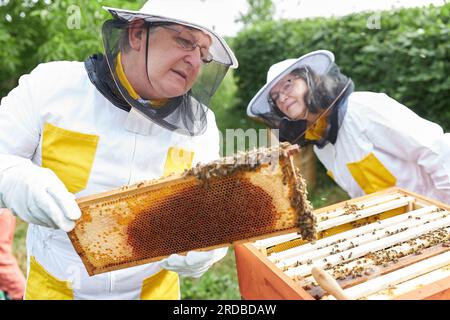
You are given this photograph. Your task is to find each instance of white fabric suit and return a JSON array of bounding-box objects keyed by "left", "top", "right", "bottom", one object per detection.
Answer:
[
  {"left": 0, "top": 61, "right": 226, "bottom": 299},
  {"left": 314, "top": 91, "right": 450, "bottom": 204}
]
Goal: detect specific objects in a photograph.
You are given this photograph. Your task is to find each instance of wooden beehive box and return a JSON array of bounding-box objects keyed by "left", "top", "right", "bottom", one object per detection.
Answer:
[
  {"left": 69, "top": 143, "right": 316, "bottom": 276},
  {"left": 235, "top": 187, "right": 450, "bottom": 300}
]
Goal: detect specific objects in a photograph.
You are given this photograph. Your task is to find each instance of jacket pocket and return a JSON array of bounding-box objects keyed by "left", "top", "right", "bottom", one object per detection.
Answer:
[
  {"left": 140, "top": 269, "right": 180, "bottom": 300},
  {"left": 25, "top": 256, "right": 73, "bottom": 300},
  {"left": 347, "top": 152, "right": 397, "bottom": 194},
  {"left": 41, "top": 122, "right": 99, "bottom": 193}
]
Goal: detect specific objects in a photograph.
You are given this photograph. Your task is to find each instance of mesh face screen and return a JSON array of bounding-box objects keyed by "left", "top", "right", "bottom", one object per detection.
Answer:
[{"left": 69, "top": 143, "right": 315, "bottom": 275}]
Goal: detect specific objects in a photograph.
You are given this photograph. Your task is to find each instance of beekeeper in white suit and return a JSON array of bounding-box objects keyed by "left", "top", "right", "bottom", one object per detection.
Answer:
[
  {"left": 247, "top": 50, "right": 450, "bottom": 204},
  {"left": 0, "top": 1, "right": 238, "bottom": 300}
]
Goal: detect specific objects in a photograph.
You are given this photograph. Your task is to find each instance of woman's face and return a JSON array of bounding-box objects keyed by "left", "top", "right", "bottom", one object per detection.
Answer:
[{"left": 270, "top": 73, "right": 310, "bottom": 121}]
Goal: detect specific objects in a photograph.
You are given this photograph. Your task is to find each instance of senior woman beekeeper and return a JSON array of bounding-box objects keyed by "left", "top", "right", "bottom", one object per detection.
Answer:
[
  {"left": 246, "top": 50, "right": 450, "bottom": 204},
  {"left": 0, "top": 1, "right": 237, "bottom": 299}
]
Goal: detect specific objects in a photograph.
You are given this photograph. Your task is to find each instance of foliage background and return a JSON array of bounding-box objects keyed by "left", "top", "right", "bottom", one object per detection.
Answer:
[{"left": 1, "top": 0, "right": 448, "bottom": 300}]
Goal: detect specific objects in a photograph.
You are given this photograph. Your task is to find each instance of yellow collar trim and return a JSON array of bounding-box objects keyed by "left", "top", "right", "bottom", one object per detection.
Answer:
[
  {"left": 115, "top": 53, "right": 168, "bottom": 108},
  {"left": 305, "top": 116, "right": 328, "bottom": 141}
]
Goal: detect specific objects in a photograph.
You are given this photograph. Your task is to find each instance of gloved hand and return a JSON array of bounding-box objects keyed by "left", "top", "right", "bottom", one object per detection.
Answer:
[
  {"left": 0, "top": 156, "right": 81, "bottom": 232},
  {"left": 160, "top": 247, "right": 228, "bottom": 278}
]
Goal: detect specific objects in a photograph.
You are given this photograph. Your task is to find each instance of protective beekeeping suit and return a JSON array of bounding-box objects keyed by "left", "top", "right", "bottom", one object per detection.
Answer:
[
  {"left": 247, "top": 50, "right": 450, "bottom": 204},
  {"left": 0, "top": 1, "right": 238, "bottom": 300}
]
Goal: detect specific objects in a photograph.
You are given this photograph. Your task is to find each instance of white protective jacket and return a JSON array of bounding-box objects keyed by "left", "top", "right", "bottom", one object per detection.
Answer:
[
  {"left": 0, "top": 61, "right": 226, "bottom": 300},
  {"left": 315, "top": 91, "right": 450, "bottom": 204}
]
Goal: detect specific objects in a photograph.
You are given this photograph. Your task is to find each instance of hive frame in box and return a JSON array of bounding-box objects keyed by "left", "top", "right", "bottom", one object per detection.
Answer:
[
  {"left": 235, "top": 187, "right": 450, "bottom": 300},
  {"left": 68, "top": 143, "right": 315, "bottom": 276}
]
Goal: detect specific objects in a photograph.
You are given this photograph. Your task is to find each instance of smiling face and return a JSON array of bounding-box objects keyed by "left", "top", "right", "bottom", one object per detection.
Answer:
[
  {"left": 270, "top": 73, "right": 311, "bottom": 121},
  {"left": 122, "top": 21, "right": 212, "bottom": 100}
]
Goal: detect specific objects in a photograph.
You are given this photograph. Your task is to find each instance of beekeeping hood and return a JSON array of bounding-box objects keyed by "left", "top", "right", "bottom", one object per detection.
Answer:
[
  {"left": 92, "top": 1, "right": 238, "bottom": 136},
  {"left": 246, "top": 50, "right": 354, "bottom": 147}
]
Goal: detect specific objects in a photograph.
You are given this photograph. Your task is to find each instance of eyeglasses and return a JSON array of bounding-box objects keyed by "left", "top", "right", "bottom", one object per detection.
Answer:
[
  {"left": 159, "top": 25, "right": 213, "bottom": 64},
  {"left": 269, "top": 76, "right": 301, "bottom": 104}
]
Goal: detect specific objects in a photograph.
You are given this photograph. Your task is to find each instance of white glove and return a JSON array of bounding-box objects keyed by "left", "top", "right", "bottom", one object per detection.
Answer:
[
  {"left": 160, "top": 247, "right": 228, "bottom": 278},
  {"left": 0, "top": 156, "right": 81, "bottom": 232}
]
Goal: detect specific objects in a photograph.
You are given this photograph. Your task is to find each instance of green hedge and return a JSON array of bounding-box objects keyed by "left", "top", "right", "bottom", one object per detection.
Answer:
[{"left": 232, "top": 4, "right": 450, "bottom": 131}]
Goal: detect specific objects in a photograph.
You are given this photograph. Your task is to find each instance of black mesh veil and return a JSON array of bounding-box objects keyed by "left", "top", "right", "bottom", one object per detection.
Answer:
[{"left": 101, "top": 19, "right": 231, "bottom": 136}]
